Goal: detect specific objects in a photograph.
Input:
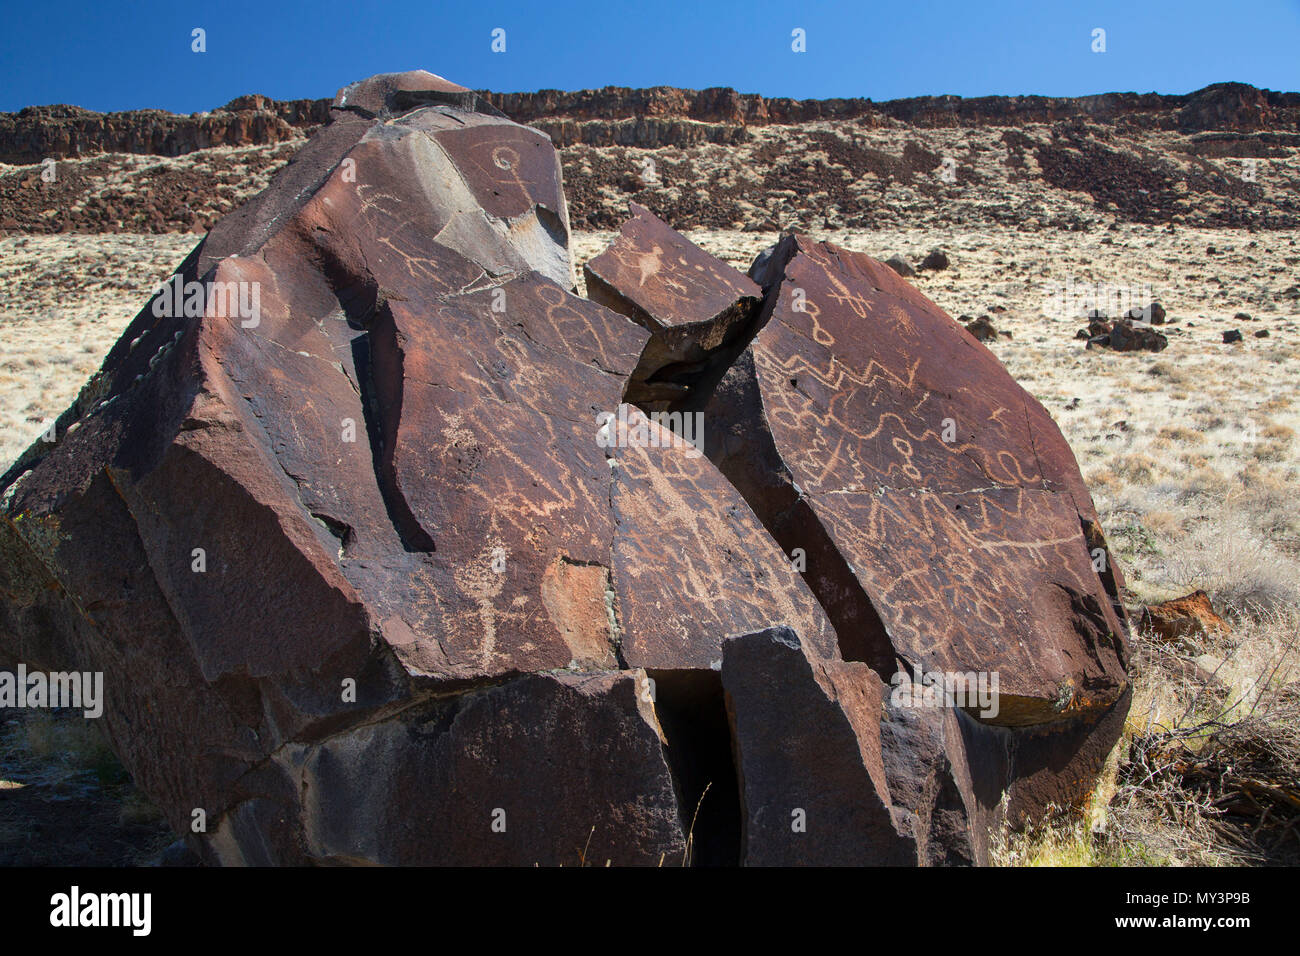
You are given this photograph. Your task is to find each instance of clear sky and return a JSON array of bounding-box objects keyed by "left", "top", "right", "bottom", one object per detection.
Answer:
[{"left": 2, "top": 0, "right": 1298, "bottom": 113}]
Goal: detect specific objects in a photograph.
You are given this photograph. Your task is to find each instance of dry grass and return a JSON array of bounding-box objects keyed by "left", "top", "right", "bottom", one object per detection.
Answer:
[{"left": 994, "top": 605, "right": 1300, "bottom": 867}]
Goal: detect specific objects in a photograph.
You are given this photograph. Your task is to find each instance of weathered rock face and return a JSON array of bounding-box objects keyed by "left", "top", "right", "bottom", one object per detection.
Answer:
[
  {"left": 0, "top": 98, "right": 331, "bottom": 164},
  {"left": 0, "top": 69, "right": 1130, "bottom": 866},
  {"left": 680, "top": 233, "right": 1130, "bottom": 828},
  {"left": 723, "top": 627, "right": 923, "bottom": 866},
  {"left": 694, "top": 234, "right": 1130, "bottom": 725},
  {"left": 485, "top": 82, "right": 1300, "bottom": 134},
  {"left": 9, "top": 80, "right": 1294, "bottom": 167}
]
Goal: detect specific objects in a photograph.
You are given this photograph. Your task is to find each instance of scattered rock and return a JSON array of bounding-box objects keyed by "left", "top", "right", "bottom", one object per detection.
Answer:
[
  {"left": 1254, "top": 329, "right": 1270, "bottom": 338},
  {"left": 918, "top": 249, "right": 949, "bottom": 271},
  {"left": 1111, "top": 320, "right": 1169, "bottom": 352},
  {"left": 1126, "top": 301, "right": 1166, "bottom": 325},
  {"left": 884, "top": 254, "right": 915, "bottom": 277},
  {"left": 965, "top": 315, "right": 998, "bottom": 341},
  {"left": 1088, "top": 319, "right": 1168, "bottom": 352},
  {"left": 1223, "top": 329, "right": 1244, "bottom": 343},
  {"left": 1139, "top": 591, "right": 1230, "bottom": 645}
]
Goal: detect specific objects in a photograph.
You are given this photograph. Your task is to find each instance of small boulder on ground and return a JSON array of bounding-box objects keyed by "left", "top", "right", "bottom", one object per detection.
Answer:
[
  {"left": 1139, "top": 590, "right": 1230, "bottom": 645},
  {"left": 884, "top": 254, "right": 915, "bottom": 277},
  {"left": 965, "top": 315, "right": 998, "bottom": 341},
  {"left": 918, "top": 249, "right": 949, "bottom": 271},
  {"left": 1223, "top": 329, "right": 1244, "bottom": 343},
  {"left": 1126, "top": 302, "right": 1166, "bottom": 325},
  {"left": 1109, "top": 320, "right": 1168, "bottom": 352},
  {"left": 1087, "top": 319, "right": 1167, "bottom": 352}
]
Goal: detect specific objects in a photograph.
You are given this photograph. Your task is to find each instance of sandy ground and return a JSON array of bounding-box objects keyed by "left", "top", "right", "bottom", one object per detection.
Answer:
[{"left": 0, "top": 233, "right": 196, "bottom": 465}]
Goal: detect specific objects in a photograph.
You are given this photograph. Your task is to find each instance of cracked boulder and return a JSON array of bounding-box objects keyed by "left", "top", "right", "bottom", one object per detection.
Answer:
[
  {"left": 230, "top": 670, "right": 687, "bottom": 866},
  {"left": 0, "top": 70, "right": 1131, "bottom": 865},
  {"left": 722, "top": 626, "right": 919, "bottom": 866},
  {"left": 0, "top": 71, "right": 833, "bottom": 865},
  {"left": 698, "top": 235, "right": 1130, "bottom": 724}
]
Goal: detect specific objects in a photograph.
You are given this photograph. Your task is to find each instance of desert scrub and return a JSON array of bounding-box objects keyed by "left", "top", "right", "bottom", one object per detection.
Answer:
[
  {"left": 1002, "top": 606, "right": 1300, "bottom": 866},
  {"left": 1108, "top": 607, "right": 1300, "bottom": 865}
]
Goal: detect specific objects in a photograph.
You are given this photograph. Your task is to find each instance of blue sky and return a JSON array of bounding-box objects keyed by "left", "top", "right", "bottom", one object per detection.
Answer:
[{"left": 2, "top": 0, "right": 1297, "bottom": 113}]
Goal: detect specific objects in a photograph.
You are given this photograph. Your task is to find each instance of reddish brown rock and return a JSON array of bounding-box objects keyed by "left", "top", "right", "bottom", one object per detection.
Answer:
[
  {"left": 722, "top": 627, "right": 918, "bottom": 866},
  {"left": 0, "top": 100, "right": 329, "bottom": 165},
  {"left": 238, "top": 670, "right": 687, "bottom": 866},
  {"left": 721, "top": 625, "right": 1095, "bottom": 865},
  {"left": 607, "top": 408, "right": 837, "bottom": 669},
  {"left": 1139, "top": 590, "right": 1231, "bottom": 645},
  {"left": 964, "top": 314, "right": 998, "bottom": 341},
  {"left": 0, "top": 70, "right": 1134, "bottom": 866},
  {"left": 1105, "top": 319, "right": 1169, "bottom": 352},
  {"left": 583, "top": 202, "right": 761, "bottom": 409},
  {"left": 332, "top": 70, "right": 492, "bottom": 118},
  {"left": 1126, "top": 302, "right": 1167, "bottom": 325},
  {"left": 0, "top": 71, "right": 839, "bottom": 865}
]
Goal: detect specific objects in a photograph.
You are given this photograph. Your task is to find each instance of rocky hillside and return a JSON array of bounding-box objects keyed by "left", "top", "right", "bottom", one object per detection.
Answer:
[{"left": 2, "top": 81, "right": 1298, "bottom": 234}]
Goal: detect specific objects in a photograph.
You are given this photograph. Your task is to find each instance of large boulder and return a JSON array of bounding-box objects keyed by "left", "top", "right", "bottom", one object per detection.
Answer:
[{"left": 0, "top": 70, "right": 1131, "bottom": 865}]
